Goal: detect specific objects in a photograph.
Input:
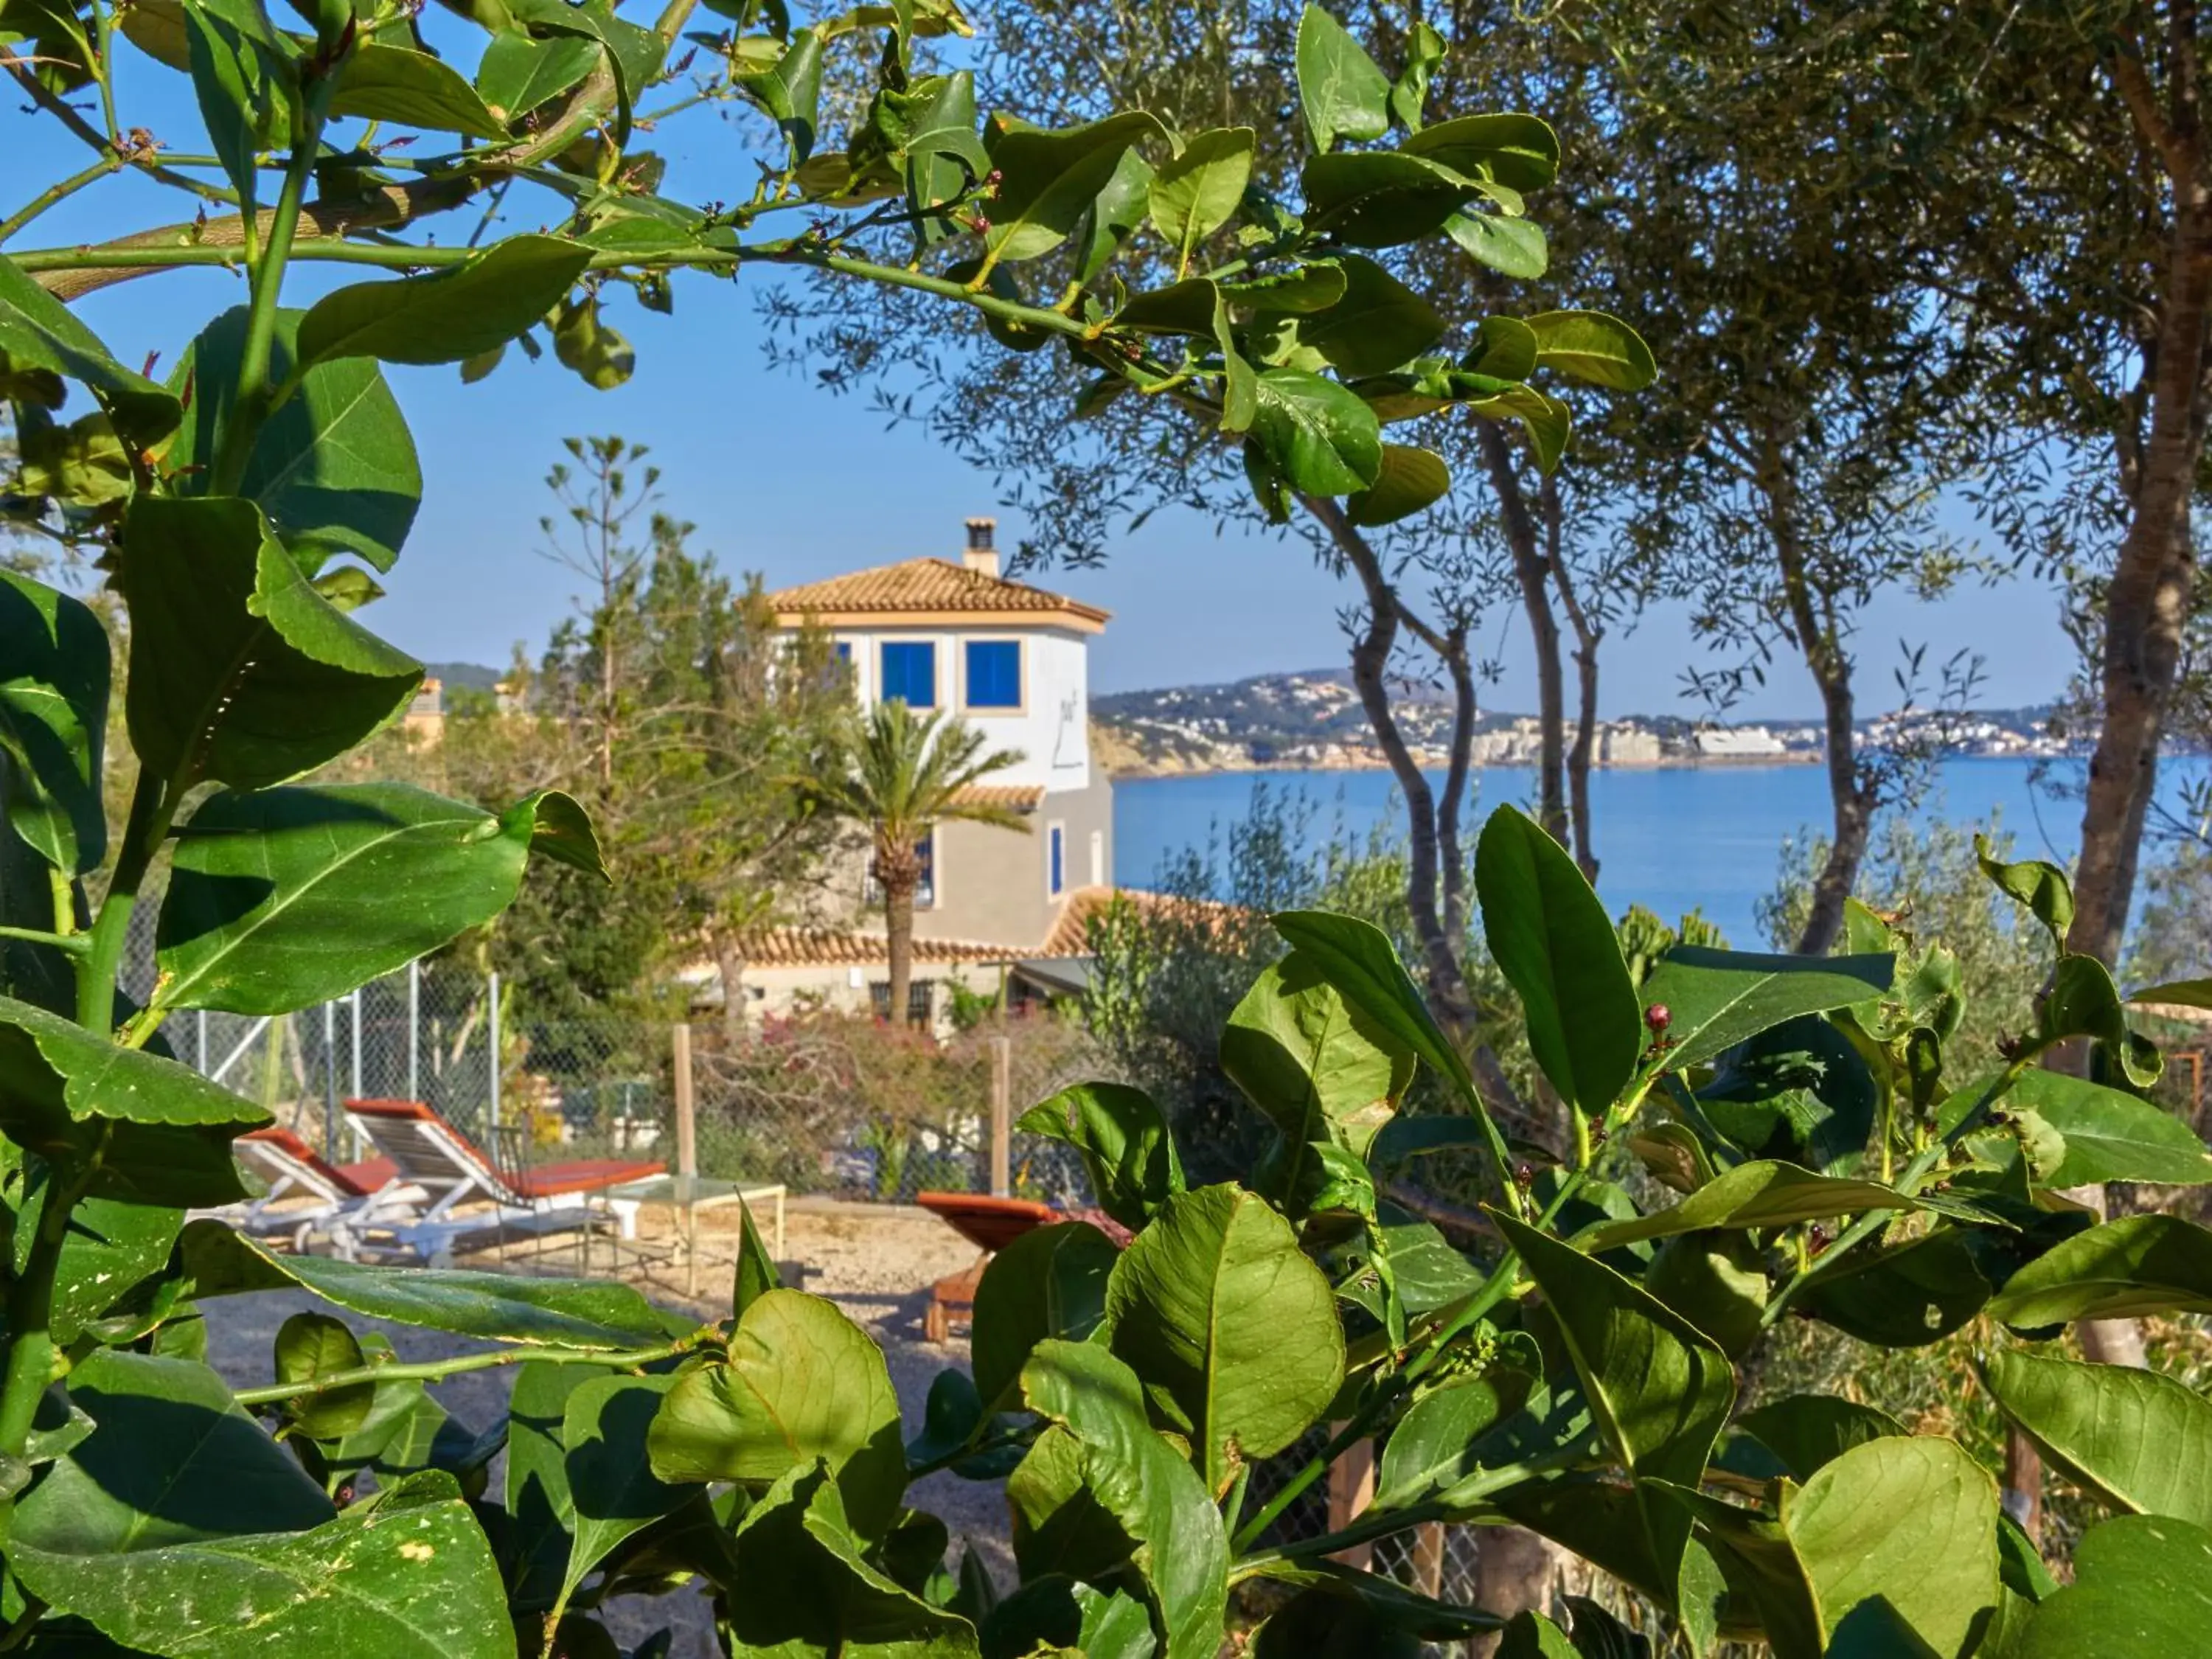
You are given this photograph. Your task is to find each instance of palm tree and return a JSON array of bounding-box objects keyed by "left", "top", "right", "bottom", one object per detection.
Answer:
[{"left": 803, "top": 698, "right": 1029, "bottom": 1025}]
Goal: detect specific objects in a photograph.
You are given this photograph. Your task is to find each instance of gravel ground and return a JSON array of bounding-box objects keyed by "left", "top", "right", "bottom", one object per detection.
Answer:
[{"left": 202, "top": 1200, "right": 1012, "bottom": 1658}]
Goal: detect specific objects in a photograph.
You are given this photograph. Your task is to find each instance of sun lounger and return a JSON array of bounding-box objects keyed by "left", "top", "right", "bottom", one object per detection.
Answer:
[
  {"left": 915, "top": 1192, "right": 1117, "bottom": 1341},
  {"left": 341, "top": 1097, "right": 664, "bottom": 1266},
  {"left": 223, "top": 1127, "right": 416, "bottom": 1255}
]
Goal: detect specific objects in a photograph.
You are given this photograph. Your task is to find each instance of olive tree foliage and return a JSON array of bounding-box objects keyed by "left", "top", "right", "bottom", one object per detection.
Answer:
[{"left": 766, "top": 0, "right": 1658, "bottom": 1088}]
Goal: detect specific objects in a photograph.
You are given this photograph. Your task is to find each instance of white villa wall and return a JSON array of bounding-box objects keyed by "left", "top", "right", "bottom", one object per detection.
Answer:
[{"left": 835, "top": 622, "right": 1091, "bottom": 793}]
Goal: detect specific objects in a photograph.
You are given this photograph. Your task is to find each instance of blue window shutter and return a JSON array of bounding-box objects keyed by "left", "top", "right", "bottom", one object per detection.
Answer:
[
  {"left": 965, "top": 640, "right": 1020, "bottom": 708},
  {"left": 1049, "top": 826, "right": 1064, "bottom": 895},
  {"left": 880, "top": 641, "right": 936, "bottom": 707}
]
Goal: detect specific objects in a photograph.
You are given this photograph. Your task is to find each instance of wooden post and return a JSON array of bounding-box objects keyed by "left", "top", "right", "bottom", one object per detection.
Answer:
[
  {"left": 1410, "top": 1520, "right": 1445, "bottom": 1596},
  {"left": 1326, "top": 1433, "right": 1375, "bottom": 1571},
  {"left": 990, "top": 1035, "right": 1012, "bottom": 1196},
  {"left": 672, "top": 1021, "right": 697, "bottom": 1179}
]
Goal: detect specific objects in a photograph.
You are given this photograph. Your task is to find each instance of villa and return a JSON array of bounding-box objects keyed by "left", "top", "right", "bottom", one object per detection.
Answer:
[{"left": 726, "top": 518, "right": 1125, "bottom": 1027}]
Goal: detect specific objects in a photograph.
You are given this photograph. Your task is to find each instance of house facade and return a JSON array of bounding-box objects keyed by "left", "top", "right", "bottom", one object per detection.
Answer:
[{"left": 734, "top": 520, "right": 1116, "bottom": 1024}]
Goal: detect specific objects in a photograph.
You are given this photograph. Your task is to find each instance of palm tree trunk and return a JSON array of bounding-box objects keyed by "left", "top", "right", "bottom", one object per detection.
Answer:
[{"left": 884, "top": 873, "right": 917, "bottom": 1029}]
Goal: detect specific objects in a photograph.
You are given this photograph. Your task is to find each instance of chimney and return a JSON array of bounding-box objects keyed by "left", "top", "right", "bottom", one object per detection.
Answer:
[{"left": 961, "top": 516, "right": 998, "bottom": 578}]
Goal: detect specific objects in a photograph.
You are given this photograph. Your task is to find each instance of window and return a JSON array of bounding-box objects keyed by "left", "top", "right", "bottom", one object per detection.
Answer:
[
  {"left": 880, "top": 641, "right": 936, "bottom": 708},
  {"left": 866, "top": 831, "right": 936, "bottom": 909},
  {"left": 869, "top": 980, "right": 935, "bottom": 1029},
  {"left": 1048, "top": 824, "right": 1065, "bottom": 897},
  {"left": 964, "top": 639, "right": 1021, "bottom": 709},
  {"left": 834, "top": 641, "right": 852, "bottom": 663}
]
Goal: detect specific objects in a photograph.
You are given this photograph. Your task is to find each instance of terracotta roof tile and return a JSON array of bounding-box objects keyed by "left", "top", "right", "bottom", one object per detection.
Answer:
[
  {"left": 741, "top": 928, "right": 1009, "bottom": 969},
  {"left": 768, "top": 559, "right": 1110, "bottom": 630},
  {"left": 951, "top": 784, "right": 1044, "bottom": 812},
  {"left": 1037, "top": 886, "right": 1245, "bottom": 957}
]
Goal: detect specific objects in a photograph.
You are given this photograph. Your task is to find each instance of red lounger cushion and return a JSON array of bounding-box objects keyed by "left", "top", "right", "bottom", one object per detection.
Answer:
[
  {"left": 916, "top": 1192, "right": 1059, "bottom": 1254},
  {"left": 243, "top": 1127, "right": 397, "bottom": 1198},
  {"left": 511, "top": 1159, "right": 665, "bottom": 1198}
]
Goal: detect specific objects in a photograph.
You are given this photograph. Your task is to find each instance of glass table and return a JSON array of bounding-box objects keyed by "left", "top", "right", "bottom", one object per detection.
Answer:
[{"left": 605, "top": 1174, "right": 787, "bottom": 1297}]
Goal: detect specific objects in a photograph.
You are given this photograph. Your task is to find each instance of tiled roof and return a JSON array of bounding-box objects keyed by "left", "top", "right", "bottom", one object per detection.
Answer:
[
  {"left": 768, "top": 559, "right": 1110, "bottom": 630},
  {"left": 1037, "top": 886, "right": 1245, "bottom": 958},
  {"left": 740, "top": 928, "right": 1012, "bottom": 969},
  {"left": 951, "top": 784, "right": 1044, "bottom": 812}
]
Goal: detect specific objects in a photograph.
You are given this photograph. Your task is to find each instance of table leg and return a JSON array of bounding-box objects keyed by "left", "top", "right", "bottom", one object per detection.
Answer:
[{"left": 774, "top": 1190, "right": 785, "bottom": 1259}]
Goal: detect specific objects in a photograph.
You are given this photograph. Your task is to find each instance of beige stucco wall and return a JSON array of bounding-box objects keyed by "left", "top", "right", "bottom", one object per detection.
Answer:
[{"left": 914, "top": 772, "right": 1113, "bottom": 950}]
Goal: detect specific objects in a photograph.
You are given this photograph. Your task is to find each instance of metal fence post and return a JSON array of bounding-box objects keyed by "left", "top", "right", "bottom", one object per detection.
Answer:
[
  {"left": 990, "top": 1035, "right": 1012, "bottom": 1197},
  {"left": 487, "top": 971, "right": 501, "bottom": 1130},
  {"left": 407, "top": 957, "right": 420, "bottom": 1101},
  {"left": 672, "top": 1022, "right": 696, "bottom": 1178},
  {"left": 195, "top": 1009, "right": 206, "bottom": 1073},
  {"left": 321, "top": 1001, "right": 338, "bottom": 1158},
  {"left": 349, "top": 989, "right": 362, "bottom": 1099}
]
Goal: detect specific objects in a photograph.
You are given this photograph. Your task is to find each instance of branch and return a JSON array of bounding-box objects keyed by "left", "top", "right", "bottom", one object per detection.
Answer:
[
  {"left": 232, "top": 1335, "right": 700, "bottom": 1406},
  {"left": 2109, "top": 32, "right": 2197, "bottom": 184}
]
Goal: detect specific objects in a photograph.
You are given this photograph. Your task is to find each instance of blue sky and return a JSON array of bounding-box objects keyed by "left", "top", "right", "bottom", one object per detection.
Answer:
[{"left": 11, "top": 52, "right": 2081, "bottom": 715}]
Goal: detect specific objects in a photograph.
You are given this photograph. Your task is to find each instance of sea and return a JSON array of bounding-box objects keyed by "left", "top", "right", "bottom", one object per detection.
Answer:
[{"left": 1110, "top": 757, "right": 2211, "bottom": 948}]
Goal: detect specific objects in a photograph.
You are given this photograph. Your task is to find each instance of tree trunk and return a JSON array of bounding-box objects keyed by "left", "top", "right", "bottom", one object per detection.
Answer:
[
  {"left": 1479, "top": 425, "right": 1568, "bottom": 842},
  {"left": 1759, "top": 431, "right": 1872, "bottom": 956},
  {"left": 714, "top": 934, "right": 748, "bottom": 1039},
  {"left": 2067, "top": 194, "right": 2212, "bottom": 966},
  {"left": 1436, "top": 627, "right": 1478, "bottom": 944},
  {"left": 884, "top": 873, "right": 916, "bottom": 1030},
  {"left": 1544, "top": 474, "right": 1603, "bottom": 882}
]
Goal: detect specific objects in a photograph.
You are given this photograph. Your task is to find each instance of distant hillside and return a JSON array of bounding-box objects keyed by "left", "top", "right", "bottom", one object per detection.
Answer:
[
  {"left": 423, "top": 661, "right": 504, "bottom": 692},
  {"left": 1093, "top": 669, "right": 2076, "bottom": 776}
]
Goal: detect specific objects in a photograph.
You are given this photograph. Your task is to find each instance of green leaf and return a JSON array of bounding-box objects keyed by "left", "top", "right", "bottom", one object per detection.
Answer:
[
  {"left": 647, "top": 1287, "right": 905, "bottom": 1537},
  {"left": 475, "top": 29, "right": 597, "bottom": 119},
  {"left": 1300, "top": 256, "right": 1445, "bottom": 381},
  {"left": 13, "top": 1470, "right": 512, "bottom": 1658},
  {"left": 1444, "top": 210, "right": 1548, "bottom": 279},
  {"left": 1942, "top": 1068, "right": 2212, "bottom": 1187},
  {"left": 122, "top": 494, "right": 422, "bottom": 792},
  {"left": 1373, "top": 1374, "right": 1532, "bottom": 1507},
  {"left": 182, "top": 3, "right": 269, "bottom": 216},
  {"left": 1015, "top": 1082, "right": 1184, "bottom": 1231},
  {"left": 1524, "top": 311, "right": 1657, "bottom": 392},
  {"left": 985, "top": 111, "right": 1166, "bottom": 263},
  {"left": 741, "top": 26, "right": 824, "bottom": 162},
  {"left": 1787, "top": 1436, "right": 1999, "bottom": 1656},
  {"left": 1020, "top": 1340, "right": 1228, "bottom": 1659},
  {"left": 1735, "top": 1395, "right": 1905, "bottom": 1482},
  {"left": 1301, "top": 150, "right": 1485, "bottom": 246},
  {"left": 1648, "top": 1483, "right": 1820, "bottom": 1659},
  {"left": 14, "top": 1349, "right": 333, "bottom": 1557},
  {"left": 298, "top": 235, "right": 592, "bottom": 368},
  {"left": 1982, "top": 1349, "right": 2212, "bottom": 1530},
  {"left": 179, "top": 1218, "right": 682, "bottom": 1346},
  {"left": 1400, "top": 113, "right": 1561, "bottom": 190},
  {"left": 166, "top": 305, "right": 424, "bottom": 573},
  {"left": 1270, "top": 910, "right": 1477, "bottom": 1102},
  {"left": 1149, "top": 127, "right": 1254, "bottom": 269},
  {"left": 1388, "top": 18, "right": 1444, "bottom": 133},
  {"left": 507, "top": 1360, "right": 599, "bottom": 1610},
  {"left": 1074, "top": 145, "right": 1155, "bottom": 287},
  {"left": 1476, "top": 804, "right": 1642, "bottom": 1117},
  {"left": 1103, "top": 1184, "right": 1342, "bottom": 1496},
  {"left": 330, "top": 42, "right": 508, "bottom": 137},
  {"left": 158, "top": 782, "right": 593, "bottom": 1015},
  {"left": 1576, "top": 1161, "right": 1915, "bottom": 1252},
  {"left": 1248, "top": 366, "right": 1382, "bottom": 495},
  {"left": 2017, "top": 1514, "right": 2212, "bottom": 1658},
  {"left": 1975, "top": 832, "right": 2073, "bottom": 943},
  {"left": 1799, "top": 1226, "right": 1990, "bottom": 1348},
  {"left": 973, "top": 1220, "right": 1117, "bottom": 1412},
  {"left": 1495, "top": 1212, "right": 1733, "bottom": 1601},
  {"left": 2040, "top": 954, "right": 2161, "bottom": 1088},
  {"left": 0, "top": 568, "right": 108, "bottom": 874},
  {"left": 1467, "top": 383, "right": 1572, "bottom": 472},
  {"left": 0, "top": 992, "right": 265, "bottom": 1130},
  {"left": 25, "top": 1182, "right": 183, "bottom": 1344},
  {"left": 273, "top": 1311, "right": 375, "bottom": 1439},
  {"left": 1294, "top": 2, "right": 1390, "bottom": 153},
  {"left": 1222, "top": 947, "right": 1414, "bottom": 1175},
  {"left": 1222, "top": 262, "right": 1349, "bottom": 313},
  {"left": 1641, "top": 947, "right": 1895, "bottom": 1072},
  {"left": 1496, "top": 1612, "right": 1577, "bottom": 1659},
  {"left": 0, "top": 254, "right": 181, "bottom": 449},
  {"left": 734, "top": 1193, "right": 782, "bottom": 1315},
  {"left": 2128, "top": 977, "right": 2212, "bottom": 1009},
  {"left": 505, "top": 0, "right": 665, "bottom": 143},
  {"left": 1989, "top": 1214, "right": 2212, "bottom": 1327},
  {"left": 560, "top": 1373, "right": 689, "bottom": 1612},
  {"left": 720, "top": 1461, "right": 978, "bottom": 1656}
]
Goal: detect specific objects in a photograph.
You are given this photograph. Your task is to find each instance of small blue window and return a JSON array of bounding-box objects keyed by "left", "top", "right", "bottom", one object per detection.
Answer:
[
  {"left": 880, "top": 641, "right": 936, "bottom": 708},
  {"left": 834, "top": 641, "right": 852, "bottom": 663},
  {"left": 965, "top": 640, "right": 1021, "bottom": 709},
  {"left": 1048, "top": 825, "right": 1065, "bottom": 897}
]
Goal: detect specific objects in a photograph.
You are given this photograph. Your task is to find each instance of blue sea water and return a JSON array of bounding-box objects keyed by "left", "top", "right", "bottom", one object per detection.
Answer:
[{"left": 1110, "top": 758, "right": 2208, "bottom": 947}]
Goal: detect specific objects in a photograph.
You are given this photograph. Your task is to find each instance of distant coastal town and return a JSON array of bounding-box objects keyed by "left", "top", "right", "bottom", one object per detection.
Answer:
[{"left": 1091, "top": 668, "right": 2097, "bottom": 779}]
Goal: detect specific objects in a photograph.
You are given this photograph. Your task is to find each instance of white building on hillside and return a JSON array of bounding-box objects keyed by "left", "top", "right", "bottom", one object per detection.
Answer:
[
  {"left": 731, "top": 520, "right": 1121, "bottom": 1026},
  {"left": 1694, "top": 726, "right": 1787, "bottom": 759}
]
